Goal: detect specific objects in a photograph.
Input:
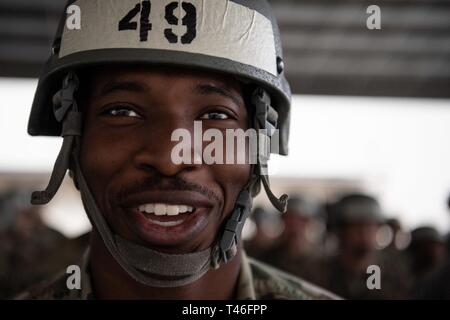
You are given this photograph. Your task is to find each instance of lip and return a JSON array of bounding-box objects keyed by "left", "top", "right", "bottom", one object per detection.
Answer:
[
  {"left": 119, "top": 190, "right": 215, "bottom": 247},
  {"left": 121, "top": 190, "right": 214, "bottom": 210}
]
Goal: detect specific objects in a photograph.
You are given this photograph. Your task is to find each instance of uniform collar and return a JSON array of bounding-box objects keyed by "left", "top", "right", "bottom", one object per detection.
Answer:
[
  {"left": 77, "top": 247, "right": 255, "bottom": 300},
  {"left": 235, "top": 250, "right": 257, "bottom": 300}
]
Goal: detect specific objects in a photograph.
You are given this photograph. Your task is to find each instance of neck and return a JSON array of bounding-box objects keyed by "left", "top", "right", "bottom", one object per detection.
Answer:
[{"left": 89, "top": 231, "right": 242, "bottom": 299}]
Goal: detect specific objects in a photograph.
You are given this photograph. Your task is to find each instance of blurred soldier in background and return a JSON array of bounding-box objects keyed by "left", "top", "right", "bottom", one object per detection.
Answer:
[
  {"left": 258, "top": 195, "right": 325, "bottom": 280},
  {"left": 385, "top": 218, "right": 410, "bottom": 253},
  {"left": 412, "top": 195, "right": 450, "bottom": 299},
  {"left": 407, "top": 226, "right": 446, "bottom": 282},
  {"left": 0, "top": 190, "right": 83, "bottom": 298},
  {"left": 310, "top": 193, "right": 411, "bottom": 299},
  {"left": 244, "top": 207, "right": 283, "bottom": 262},
  {"left": 382, "top": 218, "right": 411, "bottom": 282}
]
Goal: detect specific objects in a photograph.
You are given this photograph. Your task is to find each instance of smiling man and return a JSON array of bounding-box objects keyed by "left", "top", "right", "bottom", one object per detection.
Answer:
[{"left": 20, "top": 0, "right": 337, "bottom": 300}]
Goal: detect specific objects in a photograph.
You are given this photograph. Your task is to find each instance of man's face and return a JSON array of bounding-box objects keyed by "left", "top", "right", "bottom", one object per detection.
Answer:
[
  {"left": 282, "top": 212, "right": 310, "bottom": 242},
  {"left": 339, "top": 222, "right": 379, "bottom": 258},
  {"left": 79, "top": 66, "right": 251, "bottom": 254}
]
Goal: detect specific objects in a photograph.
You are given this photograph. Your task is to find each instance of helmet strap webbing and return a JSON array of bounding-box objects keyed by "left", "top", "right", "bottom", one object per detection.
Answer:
[
  {"left": 251, "top": 88, "right": 289, "bottom": 213},
  {"left": 31, "top": 72, "right": 81, "bottom": 205}
]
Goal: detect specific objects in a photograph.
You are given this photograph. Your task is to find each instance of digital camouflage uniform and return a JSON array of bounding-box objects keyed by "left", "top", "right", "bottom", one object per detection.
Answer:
[
  {"left": 308, "top": 253, "right": 411, "bottom": 300},
  {"left": 17, "top": 250, "right": 339, "bottom": 300}
]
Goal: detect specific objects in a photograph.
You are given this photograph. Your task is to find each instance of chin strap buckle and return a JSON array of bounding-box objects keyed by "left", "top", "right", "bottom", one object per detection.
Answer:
[{"left": 219, "top": 190, "right": 252, "bottom": 264}]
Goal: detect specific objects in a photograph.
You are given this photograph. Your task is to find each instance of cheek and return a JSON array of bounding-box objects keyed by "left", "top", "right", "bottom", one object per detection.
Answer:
[
  {"left": 214, "top": 163, "right": 251, "bottom": 218},
  {"left": 79, "top": 125, "right": 135, "bottom": 195}
]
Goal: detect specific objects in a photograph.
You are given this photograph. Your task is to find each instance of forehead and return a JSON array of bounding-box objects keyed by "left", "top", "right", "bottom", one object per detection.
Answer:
[{"left": 84, "top": 65, "right": 244, "bottom": 94}]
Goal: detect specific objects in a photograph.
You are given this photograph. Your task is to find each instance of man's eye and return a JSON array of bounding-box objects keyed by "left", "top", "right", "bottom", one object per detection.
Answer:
[
  {"left": 200, "top": 112, "right": 230, "bottom": 120},
  {"left": 106, "top": 107, "right": 141, "bottom": 118}
]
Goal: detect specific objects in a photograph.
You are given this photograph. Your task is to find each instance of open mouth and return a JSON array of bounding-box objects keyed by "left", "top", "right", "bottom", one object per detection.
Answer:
[
  {"left": 135, "top": 203, "right": 197, "bottom": 227},
  {"left": 120, "top": 190, "right": 214, "bottom": 246}
]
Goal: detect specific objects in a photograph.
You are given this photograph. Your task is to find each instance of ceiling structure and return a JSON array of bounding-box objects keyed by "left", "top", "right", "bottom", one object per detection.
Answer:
[{"left": 0, "top": 0, "right": 449, "bottom": 98}]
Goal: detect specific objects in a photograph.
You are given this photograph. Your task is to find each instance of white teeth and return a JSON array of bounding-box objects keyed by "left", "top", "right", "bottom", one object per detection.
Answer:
[
  {"left": 167, "top": 205, "right": 179, "bottom": 216},
  {"left": 145, "top": 204, "right": 155, "bottom": 214},
  {"left": 154, "top": 204, "right": 166, "bottom": 216},
  {"left": 137, "top": 203, "right": 195, "bottom": 216}
]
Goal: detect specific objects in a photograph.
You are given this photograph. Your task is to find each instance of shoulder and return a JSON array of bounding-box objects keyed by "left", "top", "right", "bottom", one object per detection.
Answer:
[
  {"left": 15, "top": 270, "right": 80, "bottom": 300},
  {"left": 248, "top": 257, "right": 341, "bottom": 300}
]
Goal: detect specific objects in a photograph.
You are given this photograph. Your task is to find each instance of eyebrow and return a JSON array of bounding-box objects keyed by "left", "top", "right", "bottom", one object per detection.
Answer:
[
  {"left": 194, "top": 84, "right": 244, "bottom": 108},
  {"left": 99, "top": 80, "right": 148, "bottom": 97},
  {"left": 97, "top": 80, "right": 243, "bottom": 108}
]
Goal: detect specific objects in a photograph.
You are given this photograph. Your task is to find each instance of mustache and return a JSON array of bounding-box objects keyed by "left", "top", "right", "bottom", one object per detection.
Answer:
[{"left": 117, "top": 176, "right": 220, "bottom": 203}]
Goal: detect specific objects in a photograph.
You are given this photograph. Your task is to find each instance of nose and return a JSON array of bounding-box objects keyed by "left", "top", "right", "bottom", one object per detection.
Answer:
[{"left": 133, "top": 119, "right": 200, "bottom": 177}]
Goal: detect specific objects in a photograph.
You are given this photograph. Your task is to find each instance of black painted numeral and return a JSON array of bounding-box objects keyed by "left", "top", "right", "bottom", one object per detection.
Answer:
[
  {"left": 118, "top": 1, "right": 152, "bottom": 42},
  {"left": 164, "top": 2, "right": 179, "bottom": 43},
  {"left": 180, "top": 2, "right": 197, "bottom": 44},
  {"left": 119, "top": 1, "right": 196, "bottom": 44},
  {"left": 140, "top": 1, "right": 152, "bottom": 42},
  {"left": 164, "top": 2, "right": 197, "bottom": 44},
  {"left": 118, "top": 3, "right": 140, "bottom": 33}
]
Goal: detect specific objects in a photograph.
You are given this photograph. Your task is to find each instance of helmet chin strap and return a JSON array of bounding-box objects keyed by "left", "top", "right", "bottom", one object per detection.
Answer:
[
  {"left": 251, "top": 88, "right": 289, "bottom": 213},
  {"left": 31, "top": 72, "right": 287, "bottom": 288}
]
